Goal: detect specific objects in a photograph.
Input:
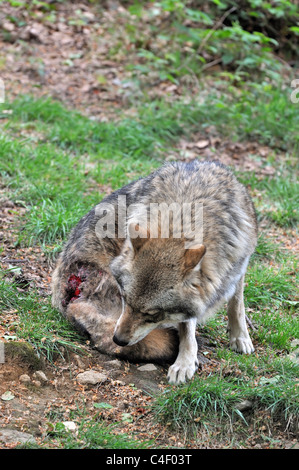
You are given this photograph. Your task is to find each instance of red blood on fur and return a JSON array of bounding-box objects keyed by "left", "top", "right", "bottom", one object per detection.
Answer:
[
  {"left": 68, "top": 274, "right": 82, "bottom": 289},
  {"left": 78, "top": 266, "right": 88, "bottom": 280},
  {"left": 67, "top": 274, "right": 82, "bottom": 302}
]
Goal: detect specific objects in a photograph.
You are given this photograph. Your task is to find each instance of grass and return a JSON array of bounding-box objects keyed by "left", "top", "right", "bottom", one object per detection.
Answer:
[
  {"left": 261, "top": 178, "right": 299, "bottom": 227},
  {"left": 245, "top": 261, "right": 297, "bottom": 309},
  {"left": 19, "top": 419, "right": 154, "bottom": 449},
  {"left": 152, "top": 354, "right": 299, "bottom": 439},
  {"left": 0, "top": 274, "right": 85, "bottom": 362},
  {"left": 40, "top": 420, "right": 153, "bottom": 449},
  {"left": 202, "top": 83, "right": 299, "bottom": 150},
  {"left": 1, "top": 84, "right": 298, "bottom": 246},
  {"left": 0, "top": 59, "right": 298, "bottom": 449},
  {"left": 152, "top": 241, "right": 298, "bottom": 439}
]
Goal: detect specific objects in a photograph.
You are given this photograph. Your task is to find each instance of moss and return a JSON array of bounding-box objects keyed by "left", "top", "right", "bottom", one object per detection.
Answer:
[{"left": 4, "top": 341, "right": 44, "bottom": 370}]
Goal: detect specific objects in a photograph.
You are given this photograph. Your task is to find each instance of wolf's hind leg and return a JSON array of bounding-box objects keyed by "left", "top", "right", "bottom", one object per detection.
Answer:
[
  {"left": 227, "top": 275, "right": 254, "bottom": 354},
  {"left": 167, "top": 317, "right": 198, "bottom": 385}
]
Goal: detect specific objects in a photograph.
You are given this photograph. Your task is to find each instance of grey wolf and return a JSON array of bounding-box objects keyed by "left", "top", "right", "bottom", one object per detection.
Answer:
[{"left": 52, "top": 160, "right": 257, "bottom": 384}]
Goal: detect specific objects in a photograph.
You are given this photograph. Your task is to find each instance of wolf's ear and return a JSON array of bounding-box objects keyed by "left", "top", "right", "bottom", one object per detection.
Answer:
[
  {"left": 184, "top": 244, "right": 206, "bottom": 274},
  {"left": 127, "top": 223, "right": 150, "bottom": 254}
]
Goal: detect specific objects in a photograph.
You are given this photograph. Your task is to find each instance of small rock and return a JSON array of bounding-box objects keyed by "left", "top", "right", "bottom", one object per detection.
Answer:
[
  {"left": 138, "top": 363, "right": 157, "bottom": 372},
  {"left": 3, "top": 22, "right": 15, "bottom": 32},
  {"left": 235, "top": 400, "right": 253, "bottom": 412},
  {"left": 117, "top": 401, "right": 129, "bottom": 410},
  {"left": 1, "top": 391, "right": 15, "bottom": 401},
  {"left": 111, "top": 379, "right": 126, "bottom": 386},
  {"left": 32, "top": 380, "right": 41, "bottom": 387},
  {"left": 105, "top": 359, "right": 122, "bottom": 369},
  {"left": 19, "top": 374, "right": 31, "bottom": 384},
  {"left": 33, "top": 370, "right": 48, "bottom": 383},
  {"left": 287, "top": 339, "right": 299, "bottom": 365},
  {"left": 62, "top": 421, "right": 78, "bottom": 433},
  {"left": 73, "top": 354, "right": 86, "bottom": 369},
  {"left": 76, "top": 370, "right": 108, "bottom": 385},
  {"left": 0, "top": 429, "right": 36, "bottom": 445}
]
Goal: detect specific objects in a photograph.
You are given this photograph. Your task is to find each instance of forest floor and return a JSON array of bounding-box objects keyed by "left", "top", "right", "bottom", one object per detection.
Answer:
[{"left": 0, "top": 1, "right": 298, "bottom": 450}]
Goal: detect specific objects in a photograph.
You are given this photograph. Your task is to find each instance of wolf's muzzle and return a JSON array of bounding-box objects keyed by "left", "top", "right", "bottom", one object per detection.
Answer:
[{"left": 113, "top": 334, "right": 129, "bottom": 347}]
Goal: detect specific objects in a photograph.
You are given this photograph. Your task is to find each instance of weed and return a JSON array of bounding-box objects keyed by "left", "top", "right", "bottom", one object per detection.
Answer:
[
  {"left": 0, "top": 276, "right": 85, "bottom": 361},
  {"left": 61, "top": 420, "right": 153, "bottom": 449},
  {"left": 152, "top": 355, "right": 299, "bottom": 436},
  {"left": 0, "top": 0, "right": 298, "bottom": 448},
  {"left": 261, "top": 178, "right": 299, "bottom": 227}
]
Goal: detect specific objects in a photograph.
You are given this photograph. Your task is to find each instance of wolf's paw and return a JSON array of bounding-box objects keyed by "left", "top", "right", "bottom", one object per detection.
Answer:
[
  {"left": 230, "top": 336, "right": 254, "bottom": 354},
  {"left": 167, "top": 358, "right": 198, "bottom": 385}
]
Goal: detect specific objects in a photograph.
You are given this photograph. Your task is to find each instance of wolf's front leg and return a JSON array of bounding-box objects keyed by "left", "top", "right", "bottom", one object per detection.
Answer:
[
  {"left": 227, "top": 275, "right": 254, "bottom": 354},
  {"left": 167, "top": 317, "right": 198, "bottom": 385}
]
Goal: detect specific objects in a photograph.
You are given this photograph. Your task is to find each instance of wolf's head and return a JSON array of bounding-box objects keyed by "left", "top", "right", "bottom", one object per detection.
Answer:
[{"left": 110, "top": 224, "right": 206, "bottom": 347}]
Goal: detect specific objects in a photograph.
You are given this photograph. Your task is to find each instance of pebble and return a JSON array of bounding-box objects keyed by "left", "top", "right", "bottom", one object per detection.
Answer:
[
  {"left": 235, "top": 400, "right": 253, "bottom": 412},
  {"left": 76, "top": 370, "right": 108, "bottom": 385},
  {"left": 32, "top": 380, "right": 41, "bottom": 387},
  {"left": 62, "top": 421, "right": 78, "bottom": 433},
  {"left": 287, "top": 339, "right": 299, "bottom": 365},
  {"left": 1, "top": 391, "right": 14, "bottom": 401},
  {"left": 105, "top": 359, "right": 122, "bottom": 369},
  {"left": 19, "top": 374, "right": 31, "bottom": 384},
  {"left": 2, "top": 22, "right": 15, "bottom": 32},
  {"left": 33, "top": 370, "right": 48, "bottom": 383},
  {"left": 0, "top": 429, "right": 36, "bottom": 445},
  {"left": 137, "top": 363, "right": 157, "bottom": 372}
]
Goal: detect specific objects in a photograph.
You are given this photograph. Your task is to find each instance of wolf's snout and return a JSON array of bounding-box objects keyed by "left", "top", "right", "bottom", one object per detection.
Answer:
[{"left": 113, "top": 334, "right": 129, "bottom": 347}]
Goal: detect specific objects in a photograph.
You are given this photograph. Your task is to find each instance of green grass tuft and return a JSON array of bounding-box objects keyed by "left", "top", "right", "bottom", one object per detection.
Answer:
[
  {"left": 153, "top": 356, "right": 299, "bottom": 436},
  {"left": 0, "top": 275, "right": 85, "bottom": 361}
]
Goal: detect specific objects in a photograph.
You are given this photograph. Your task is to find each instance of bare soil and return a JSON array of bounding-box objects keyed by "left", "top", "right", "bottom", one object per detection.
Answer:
[{"left": 0, "top": 1, "right": 298, "bottom": 449}]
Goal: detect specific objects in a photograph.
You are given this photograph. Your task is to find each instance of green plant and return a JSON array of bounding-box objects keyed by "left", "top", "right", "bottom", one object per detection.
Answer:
[
  {"left": 21, "top": 198, "right": 90, "bottom": 246},
  {"left": 153, "top": 356, "right": 299, "bottom": 436},
  {"left": 126, "top": 0, "right": 297, "bottom": 85},
  {"left": 0, "top": 276, "right": 85, "bottom": 361},
  {"left": 262, "top": 178, "right": 299, "bottom": 227}
]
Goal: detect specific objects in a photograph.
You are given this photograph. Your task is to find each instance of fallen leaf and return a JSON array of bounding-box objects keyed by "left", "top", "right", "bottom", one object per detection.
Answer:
[
  {"left": 1, "top": 391, "right": 15, "bottom": 401},
  {"left": 194, "top": 139, "right": 209, "bottom": 149},
  {"left": 259, "top": 375, "right": 281, "bottom": 385},
  {"left": 121, "top": 412, "right": 134, "bottom": 423},
  {"left": 93, "top": 402, "right": 114, "bottom": 409}
]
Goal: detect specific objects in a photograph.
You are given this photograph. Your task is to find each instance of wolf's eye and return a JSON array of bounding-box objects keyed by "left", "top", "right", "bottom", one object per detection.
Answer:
[
  {"left": 147, "top": 310, "right": 159, "bottom": 316},
  {"left": 145, "top": 310, "right": 164, "bottom": 322}
]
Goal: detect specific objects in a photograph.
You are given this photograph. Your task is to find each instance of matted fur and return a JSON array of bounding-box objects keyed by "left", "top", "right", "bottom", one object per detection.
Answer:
[{"left": 51, "top": 160, "right": 257, "bottom": 380}]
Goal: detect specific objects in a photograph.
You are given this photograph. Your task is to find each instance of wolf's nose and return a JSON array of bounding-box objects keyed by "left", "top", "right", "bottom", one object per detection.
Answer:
[{"left": 113, "top": 334, "right": 129, "bottom": 347}]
